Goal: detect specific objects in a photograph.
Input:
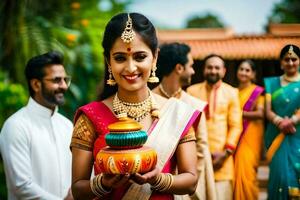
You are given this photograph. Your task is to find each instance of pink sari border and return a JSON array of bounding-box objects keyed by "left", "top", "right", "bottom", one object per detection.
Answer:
[
  {"left": 243, "top": 86, "right": 264, "bottom": 112},
  {"left": 182, "top": 110, "right": 201, "bottom": 137},
  {"left": 240, "top": 86, "right": 264, "bottom": 141}
]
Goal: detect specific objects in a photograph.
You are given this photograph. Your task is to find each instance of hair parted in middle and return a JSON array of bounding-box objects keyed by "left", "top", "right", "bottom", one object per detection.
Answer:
[
  {"left": 99, "top": 13, "right": 159, "bottom": 100},
  {"left": 279, "top": 44, "right": 300, "bottom": 59}
]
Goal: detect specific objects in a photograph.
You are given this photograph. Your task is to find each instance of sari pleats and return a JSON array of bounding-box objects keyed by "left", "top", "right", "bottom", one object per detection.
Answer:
[{"left": 234, "top": 84, "right": 264, "bottom": 200}]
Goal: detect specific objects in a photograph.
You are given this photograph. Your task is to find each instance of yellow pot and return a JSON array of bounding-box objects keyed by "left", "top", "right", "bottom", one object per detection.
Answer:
[{"left": 95, "top": 146, "right": 157, "bottom": 174}]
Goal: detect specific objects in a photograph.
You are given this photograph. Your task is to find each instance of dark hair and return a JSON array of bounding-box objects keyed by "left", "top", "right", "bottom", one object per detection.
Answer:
[
  {"left": 156, "top": 42, "right": 191, "bottom": 79},
  {"left": 99, "top": 12, "right": 158, "bottom": 100},
  {"left": 279, "top": 44, "right": 300, "bottom": 59},
  {"left": 25, "top": 51, "right": 64, "bottom": 97},
  {"left": 239, "top": 59, "right": 256, "bottom": 71},
  {"left": 203, "top": 54, "right": 225, "bottom": 67}
]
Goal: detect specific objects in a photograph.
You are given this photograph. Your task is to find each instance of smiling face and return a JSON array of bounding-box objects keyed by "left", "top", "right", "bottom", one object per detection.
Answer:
[
  {"left": 33, "top": 64, "right": 69, "bottom": 110},
  {"left": 237, "top": 61, "right": 255, "bottom": 84},
  {"left": 109, "top": 34, "right": 157, "bottom": 94},
  {"left": 203, "top": 56, "right": 226, "bottom": 85},
  {"left": 280, "top": 52, "right": 300, "bottom": 77}
]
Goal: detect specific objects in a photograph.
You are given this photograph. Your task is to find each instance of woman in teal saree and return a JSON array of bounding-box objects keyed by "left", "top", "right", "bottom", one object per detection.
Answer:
[{"left": 264, "top": 44, "right": 300, "bottom": 200}]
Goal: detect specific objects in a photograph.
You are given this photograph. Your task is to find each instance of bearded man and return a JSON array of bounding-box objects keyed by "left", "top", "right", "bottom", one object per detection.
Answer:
[
  {"left": 187, "top": 54, "right": 242, "bottom": 200},
  {"left": 0, "top": 51, "right": 73, "bottom": 200}
]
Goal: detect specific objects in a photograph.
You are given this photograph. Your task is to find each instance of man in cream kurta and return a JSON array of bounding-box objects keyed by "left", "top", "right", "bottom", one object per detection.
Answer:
[
  {"left": 187, "top": 54, "right": 242, "bottom": 200},
  {"left": 153, "top": 42, "right": 217, "bottom": 200},
  {"left": 0, "top": 51, "right": 73, "bottom": 200}
]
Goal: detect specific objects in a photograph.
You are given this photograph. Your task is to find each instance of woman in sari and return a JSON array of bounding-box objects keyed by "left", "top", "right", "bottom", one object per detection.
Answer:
[
  {"left": 264, "top": 44, "right": 300, "bottom": 200},
  {"left": 70, "top": 13, "right": 199, "bottom": 200},
  {"left": 233, "top": 60, "right": 265, "bottom": 200}
]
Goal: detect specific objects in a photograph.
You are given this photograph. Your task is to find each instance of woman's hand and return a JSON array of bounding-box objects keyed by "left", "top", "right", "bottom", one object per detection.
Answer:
[
  {"left": 130, "top": 167, "right": 160, "bottom": 185},
  {"left": 102, "top": 173, "right": 131, "bottom": 189},
  {"left": 278, "top": 117, "right": 296, "bottom": 134}
]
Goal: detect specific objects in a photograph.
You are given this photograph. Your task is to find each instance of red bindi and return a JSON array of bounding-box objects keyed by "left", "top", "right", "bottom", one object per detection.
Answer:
[{"left": 127, "top": 47, "right": 131, "bottom": 52}]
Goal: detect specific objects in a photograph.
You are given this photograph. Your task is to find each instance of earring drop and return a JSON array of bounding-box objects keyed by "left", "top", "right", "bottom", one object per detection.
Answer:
[
  {"left": 148, "top": 65, "right": 159, "bottom": 83},
  {"left": 107, "top": 68, "right": 116, "bottom": 86}
]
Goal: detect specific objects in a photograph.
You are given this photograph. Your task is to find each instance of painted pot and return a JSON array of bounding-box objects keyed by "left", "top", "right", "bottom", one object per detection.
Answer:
[{"left": 95, "top": 146, "right": 157, "bottom": 174}]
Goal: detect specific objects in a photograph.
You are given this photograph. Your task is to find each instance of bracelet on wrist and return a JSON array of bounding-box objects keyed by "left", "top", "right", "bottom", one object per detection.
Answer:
[
  {"left": 291, "top": 115, "right": 299, "bottom": 125},
  {"left": 90, "top": 173, "right": 112, "bottom": 197},
  {"left": 151, "top": 173, "right": 174, "bottom": 192},
  {"left": 272, "top": 115, "right": 283, "bottom": 127}
]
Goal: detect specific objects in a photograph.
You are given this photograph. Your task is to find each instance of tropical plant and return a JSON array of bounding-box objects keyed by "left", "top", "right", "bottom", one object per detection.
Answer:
[{"left": 0, "top": 0, "right": 132, "bottom": 198}]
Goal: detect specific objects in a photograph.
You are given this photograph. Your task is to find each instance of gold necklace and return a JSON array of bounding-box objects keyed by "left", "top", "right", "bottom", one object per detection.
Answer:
[
  {"left": 159, "top": 84, "right": 182, "bottom": 98},
  {"left": 112, "top": 91, "right": 159, "bottom": 122},
  {"left": 283, "top": 73, "right": 300, "bottom": 82}
]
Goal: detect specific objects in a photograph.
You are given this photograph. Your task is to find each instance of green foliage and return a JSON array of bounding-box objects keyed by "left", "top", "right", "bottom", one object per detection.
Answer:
[
  {"left": 268, "top": 0, "right": 300, "bottom": 23},
  {"left": 185, "top": 13, "right": 225, "bottom": 28},
  {"left": 0, "top": 0, "right": 132, "bottom": 118},
  {"left": 0, "top": 0, "right": 133, "bottom": 198},
  {"left": 0, "top": 71, "right": 27, "bottom": 128}
]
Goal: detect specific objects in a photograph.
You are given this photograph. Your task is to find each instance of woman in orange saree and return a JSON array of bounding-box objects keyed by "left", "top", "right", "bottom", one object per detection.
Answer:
[{"left": 233, "top": 60, "right": 264, "bottom": 200}]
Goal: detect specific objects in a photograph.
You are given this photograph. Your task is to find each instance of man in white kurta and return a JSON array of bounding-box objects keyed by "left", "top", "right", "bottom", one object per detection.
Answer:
[
  {"left": 0, "top": 51, "right": 73, "bottom": 200},
  {"left": 0, "top": 98, "right": 72, "bottom": 199}
]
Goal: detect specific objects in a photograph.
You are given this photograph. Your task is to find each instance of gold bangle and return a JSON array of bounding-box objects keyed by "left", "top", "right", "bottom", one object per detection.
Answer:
[
  {"left": 90, "top": 174, "right": 111, "bottom": 197},
  {"left": 291, "top": 115, "right": 299, "bottom": 125},
  {"left": 151, "top": 173, "right": 174, "bottom": 192},
  {"left": 272, "top": 115, "right": 283, "bottom": 126}
]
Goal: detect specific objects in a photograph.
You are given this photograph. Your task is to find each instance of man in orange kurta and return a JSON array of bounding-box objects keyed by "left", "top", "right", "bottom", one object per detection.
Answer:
[{"left": 187, "top": 54, "right": 242, "bottom": 200}]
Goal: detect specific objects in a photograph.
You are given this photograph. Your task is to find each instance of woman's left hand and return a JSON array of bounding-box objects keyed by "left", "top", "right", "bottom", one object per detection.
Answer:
[{"left": 130, "top": 166, "right": 160, "bottom": 185}]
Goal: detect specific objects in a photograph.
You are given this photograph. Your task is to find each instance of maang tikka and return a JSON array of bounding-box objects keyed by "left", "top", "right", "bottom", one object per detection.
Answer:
[
  {"left": 120, "top": 13, "right": 159, "bottom": 83},
  {"left": 121, "top": 13, "right": 136, "bottom": 43},
  {"left": 288, "top": 45, "right": 297, "bottom": 57}
]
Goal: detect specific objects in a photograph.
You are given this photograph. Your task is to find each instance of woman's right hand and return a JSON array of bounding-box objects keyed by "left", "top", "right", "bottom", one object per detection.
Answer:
[
  {"left": 279, "top": 117, "right": 296, "bottom": 134},
  {"left": 130, "top": 166, "right": 160, "bottom": 185},
  {"left": 102, "top": 173, "right": 131, "bottom": 189}
]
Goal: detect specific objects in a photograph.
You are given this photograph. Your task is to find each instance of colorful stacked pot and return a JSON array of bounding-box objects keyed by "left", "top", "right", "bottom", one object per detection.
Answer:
[{"left": 95, "top": 116, "right": 157, "bottom": 174}]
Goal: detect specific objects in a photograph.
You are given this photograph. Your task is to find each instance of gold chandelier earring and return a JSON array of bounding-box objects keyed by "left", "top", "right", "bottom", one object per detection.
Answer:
[
  {"left": 148, "top": 65, "right": 159, "bottom": 83},
  {"left": 106, "top": 67, "right": 116, "bottom": 86}
]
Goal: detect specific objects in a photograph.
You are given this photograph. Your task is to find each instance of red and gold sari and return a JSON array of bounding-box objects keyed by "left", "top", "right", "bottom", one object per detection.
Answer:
[{"left": 72, "top": 98, "right": 200, "bottom": 200}]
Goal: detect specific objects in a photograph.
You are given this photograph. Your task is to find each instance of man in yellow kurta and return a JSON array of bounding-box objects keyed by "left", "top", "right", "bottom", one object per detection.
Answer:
[
  {"left": 153, "top": 43, "right": 217, "bottom": 200},
  {"left": 187, "top": 54, "right": 242, "bottom": 200}
]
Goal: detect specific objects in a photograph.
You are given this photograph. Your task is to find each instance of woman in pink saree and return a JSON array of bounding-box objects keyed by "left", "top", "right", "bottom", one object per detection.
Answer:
[
  {"left": 233, "top": 60, "right": 264, "bottom": 200},
  {"left": 70, "top": 13, "right": 199, "bottom": 200}
]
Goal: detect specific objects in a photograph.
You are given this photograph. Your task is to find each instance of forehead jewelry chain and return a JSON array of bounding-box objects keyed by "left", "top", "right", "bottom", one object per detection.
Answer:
[
  {"left": 288, "top": 45, "right": 294, "bottom": 56},
  {"left": 159, "top": 84, "right": 182, "bottom": 99},
  {"left": 121, "top": 13, "right": 136, "bottom": 43},
  {"left": 113, "top": 91, "right": 159, "bottom": 122}
]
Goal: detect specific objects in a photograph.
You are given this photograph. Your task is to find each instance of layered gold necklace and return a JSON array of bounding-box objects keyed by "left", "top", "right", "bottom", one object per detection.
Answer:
[
  {"left": 112, "top": 91, "right": 159, "bottom": 122},
  {"left": 159, "top": 84, "right": 182, "bottom": 99}
]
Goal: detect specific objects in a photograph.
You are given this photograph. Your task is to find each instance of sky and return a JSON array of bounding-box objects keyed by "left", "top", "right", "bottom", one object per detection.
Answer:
[{"left": 127, "top": 0, "right": 282, "bottom": 34}]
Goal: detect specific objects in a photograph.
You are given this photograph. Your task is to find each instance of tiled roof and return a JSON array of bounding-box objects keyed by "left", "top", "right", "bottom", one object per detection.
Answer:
[{"left": 157, "top": 25, "right": 300, "bottom": 60}]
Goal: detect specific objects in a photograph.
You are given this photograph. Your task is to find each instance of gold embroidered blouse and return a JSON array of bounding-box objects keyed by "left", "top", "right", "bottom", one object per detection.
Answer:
[{"left": 70, "top": 114, "right": 196, "bottom": 151}]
